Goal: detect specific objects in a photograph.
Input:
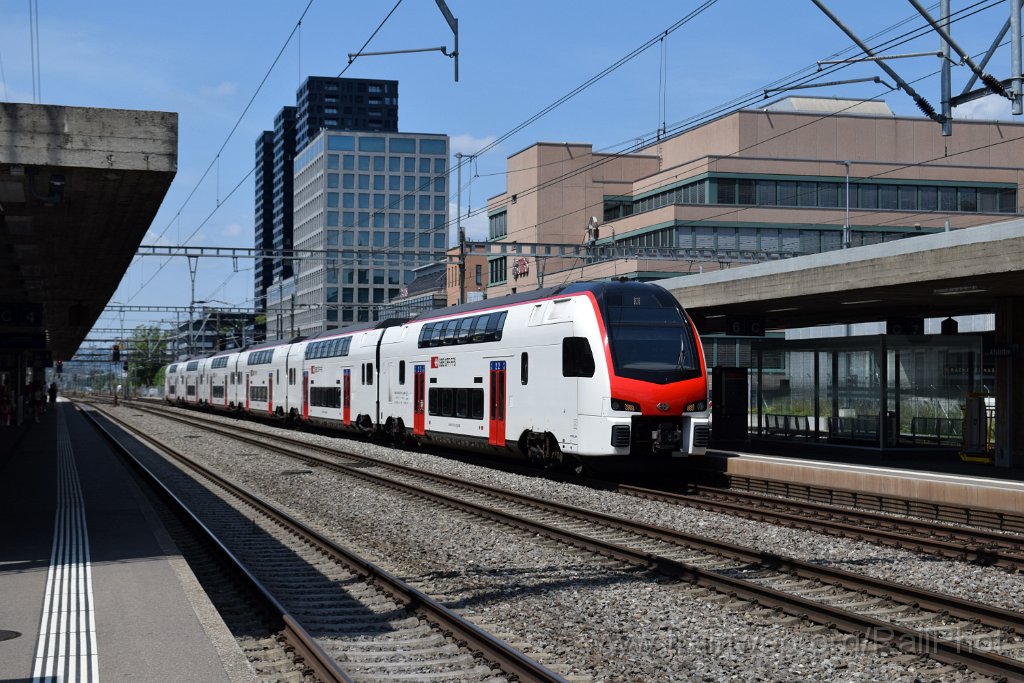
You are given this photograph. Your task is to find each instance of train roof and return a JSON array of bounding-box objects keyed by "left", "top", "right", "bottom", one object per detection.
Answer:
[
  {"left": 304, "top": 318, "right": 408, "bottom": 342},
  {"left": 407, "top": 280, "right": 673, "bottom": 323},
  {"left": 243, "top": 336, "right": 305, "bottom": 352}
]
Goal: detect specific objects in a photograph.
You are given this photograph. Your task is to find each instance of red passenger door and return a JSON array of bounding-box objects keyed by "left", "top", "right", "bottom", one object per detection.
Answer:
[
  {"left": 343, "top": 369, "right": 351, "bottom": 425},
  {"left": 413, "top": 364, "right": 425, "bottom": 436},
  {"left": 267, "top": 372, "right": 274, "bottom": 415},
  {"left": 302, "top": 371, "right": 309, "bottom": 420},
  {"left": 223, "top": 377, "right": 228, "bottom": 408},
  {"left": 245, "top": 374, "right": 250, "bottom": 413},
  {"left": 489, "top": 360, "right": 506, "bottom": 447}
]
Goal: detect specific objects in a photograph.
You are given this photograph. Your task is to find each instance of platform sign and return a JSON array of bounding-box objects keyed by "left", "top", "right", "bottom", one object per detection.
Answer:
[
  {"left": 725, "top": 315, "right": 765, "bottom": 337},
  {"left": 0, "top": 302, "right": 43, "bottom": 327}
]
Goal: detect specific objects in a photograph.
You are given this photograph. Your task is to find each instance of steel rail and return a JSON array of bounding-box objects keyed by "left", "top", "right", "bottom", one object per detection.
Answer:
[
  {"left": 616, "top": 483, "right": 1024, "bottom": 571},
  {"left": 718, "top": 471, "right": 1024, "bottom": 534},
  {"left": 78, "top": 406, "right": 353, "bottom": 683},
  {"left": 124, "top": 403, "right": 1024, "bottom": 681},
  {"left": 88, "top": 403, "right": 566, "bottom": 683}
]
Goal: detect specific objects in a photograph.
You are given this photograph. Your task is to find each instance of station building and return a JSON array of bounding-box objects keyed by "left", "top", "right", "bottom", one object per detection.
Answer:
[{"left": 485, "top": 98, "right": 1021, "bottom": 297}]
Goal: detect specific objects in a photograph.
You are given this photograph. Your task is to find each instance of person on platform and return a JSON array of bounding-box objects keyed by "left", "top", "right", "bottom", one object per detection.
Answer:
[{"left": 48, "top": 382, "right": 58, "bottom": 404}]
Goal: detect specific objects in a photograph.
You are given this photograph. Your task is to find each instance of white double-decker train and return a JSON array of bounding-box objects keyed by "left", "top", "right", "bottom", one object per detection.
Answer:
[{"left": 164, "top": 281, "right": 710, "bottom": 469}]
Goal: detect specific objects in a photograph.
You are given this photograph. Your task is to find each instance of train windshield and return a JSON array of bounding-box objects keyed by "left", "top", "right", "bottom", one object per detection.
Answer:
[{"left": 604, "top": 290, "right": 701, "bottom": 384}]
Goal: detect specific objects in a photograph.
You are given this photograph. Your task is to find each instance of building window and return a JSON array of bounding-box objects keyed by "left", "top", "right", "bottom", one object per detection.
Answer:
[
  {"left": 489, "top": 211, "right": 507, "bottom": 240},
  {"left": 489, "top": 256, "right": 507, "bottom": 284}
]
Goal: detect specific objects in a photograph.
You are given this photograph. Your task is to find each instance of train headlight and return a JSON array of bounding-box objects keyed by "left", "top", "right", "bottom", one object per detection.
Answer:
[
  {"left": 610, "top": 398, "right": 642, "bottom": 412},
  {"left": 685, "top": 400, "right": 708, "bottom": 413}
]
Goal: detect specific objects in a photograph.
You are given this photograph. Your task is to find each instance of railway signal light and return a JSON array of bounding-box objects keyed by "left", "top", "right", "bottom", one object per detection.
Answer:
[
  {"left": 112, "top": 344, "right": 120, "bottom": 362},
  {"left": 56, "top": 360, "right": 63, "bottom": 374}
]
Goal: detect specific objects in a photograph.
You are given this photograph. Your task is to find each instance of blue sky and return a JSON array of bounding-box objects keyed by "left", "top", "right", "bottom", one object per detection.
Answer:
[{"left": 0, "top": 0, "right": 1018, "bottom": 340}]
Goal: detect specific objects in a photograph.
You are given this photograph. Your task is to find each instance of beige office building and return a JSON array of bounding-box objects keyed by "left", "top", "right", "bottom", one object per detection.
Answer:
[{"left": 484, "top": 97, "right": 1023, "bottom": 298}]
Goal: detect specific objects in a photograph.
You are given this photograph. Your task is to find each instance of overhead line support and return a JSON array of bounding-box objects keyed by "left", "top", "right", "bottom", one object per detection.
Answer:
[{"left": 810, "top": 0, "right": 945, "bottom": 127}]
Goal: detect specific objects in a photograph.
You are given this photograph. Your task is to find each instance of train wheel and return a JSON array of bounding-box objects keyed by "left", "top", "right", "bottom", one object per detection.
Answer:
[{"left": 525, "top": 431, "right": 572, "bottom": 471}]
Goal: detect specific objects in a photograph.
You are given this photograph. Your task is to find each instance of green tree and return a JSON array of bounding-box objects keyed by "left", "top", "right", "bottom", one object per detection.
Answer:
[{"left": 127, "top": 325, "right": 172, "bottom": 387}]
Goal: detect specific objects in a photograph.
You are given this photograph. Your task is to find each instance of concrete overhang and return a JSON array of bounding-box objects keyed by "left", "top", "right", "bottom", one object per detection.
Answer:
[
  {"left": 660, "top": 218, "right": 1024, "bottom": 333},
  {"left": 0, "top": 103, "right": 177, "bottom": 360}
]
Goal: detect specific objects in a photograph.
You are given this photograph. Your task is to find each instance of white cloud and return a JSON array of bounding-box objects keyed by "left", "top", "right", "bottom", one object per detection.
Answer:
[
  {"left": 448, "top": 203, "right": 488, "bottom": 241},
  {"left": 450, "top": 133, "right": 498, "bottom": 157},
  {"left": 200, "top": 81, "right": 238, "bottom": 98},
  {"left": 222, "top": 222, "right": 243, "bottom": 238},
  {"left": 953, "top": 94, "right": 1013, "bottom": 121}
]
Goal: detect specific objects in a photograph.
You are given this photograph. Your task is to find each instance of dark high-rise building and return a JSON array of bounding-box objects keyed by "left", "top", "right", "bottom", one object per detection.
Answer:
[
  {"left": 253, "top": 131, "right": 275, "bottom": 311},
  {"left": 270, "top": 106, "right": 296, "bottom": 285},
  {"left": 254, "top": 77, "right": 400, "bottom": 314},
  {"left": 296, "top": 76, "right": 398, "bottom": 150}
]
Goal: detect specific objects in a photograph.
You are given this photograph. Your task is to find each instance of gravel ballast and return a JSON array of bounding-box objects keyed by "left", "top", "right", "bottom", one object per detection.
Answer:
[{"left": 110, "top": 404, "right": 1011, "bottom": 682}]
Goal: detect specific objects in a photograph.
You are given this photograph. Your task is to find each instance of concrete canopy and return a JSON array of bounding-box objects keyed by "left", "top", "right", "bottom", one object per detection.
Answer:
[
  {"left": 661, "top": 218, "right": 1024, "bottom": 333},
  {"left": 0, "top": 103, "right": 177, "bottom": 361}
]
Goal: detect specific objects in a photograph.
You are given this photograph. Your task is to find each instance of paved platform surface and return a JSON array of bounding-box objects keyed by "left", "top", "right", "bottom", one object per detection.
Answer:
[
  {"left": 699, "top": 439, "right": 1024, "bottom": 514},
  {"left": 0, "top": 400, "right": 247, "bottom": 682}
]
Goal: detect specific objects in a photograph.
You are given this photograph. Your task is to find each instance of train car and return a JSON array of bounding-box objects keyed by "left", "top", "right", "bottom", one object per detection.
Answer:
[
  {"left": 240, "top": 339, "right": 294, "bottom": 418},
  {"left": 204, "top": 348, "right": 244, "bottom": 410},
  {"left": 163, "top": 280, "right": 709, "bottom": 470},
  {"left": 179, "top": 357, "right": 202, "bottom": 406},
  {"left": 165, "top": 362, "right": 181, "bottom": 402},
  {"left": 301, "top": 320, "right": 405, "bottom": 433}
]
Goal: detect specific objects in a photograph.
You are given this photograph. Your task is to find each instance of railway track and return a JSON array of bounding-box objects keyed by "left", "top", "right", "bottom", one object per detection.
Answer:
[
  {"left": 82, "top": 403, "right": 565, "bottom": 683},
  {"left": 718, "top": 472, "right": 1024, "bottom": 535},
  {"left": 110, "top": 401, "right": 1024, "bottom": 681},
  {"left": 615, "top": 483, "right": 1024, "bottom": 571}
]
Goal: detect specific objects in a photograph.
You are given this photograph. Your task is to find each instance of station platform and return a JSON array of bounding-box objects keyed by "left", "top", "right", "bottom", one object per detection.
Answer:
[
  {"left": 0, "top": 400, "right": 252, "bottom": 683},
  {"left": 697, "top": 439, "right": 1024, "bottom": 515}
]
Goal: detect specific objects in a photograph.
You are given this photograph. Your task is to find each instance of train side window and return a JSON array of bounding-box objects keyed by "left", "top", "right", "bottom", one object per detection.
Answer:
[
  {"left": 521, "top": 352, "right": 529, "bottom": 385},
  {"left": 471, "top": 314, "right": 490, "bottom": 342},
  {"left": 562, "top": 337, "right": 596, "bottom": 378},
  {"left": 428, "top": 388, "right": 439, "bottom": 415},
  {"left": 419, "top": 323, "right": 433, "bottom": 348},
  {"left": 442, "top": 320, "right": 459, "bottom": 345},
  {"left": 399, "top": 360, "right": 406, "bottom": 385},
  {"left": 366, "top": 362, "right": 374, "bottom": 385},
  {"left": 429, "top": 323, "right": 444, "bottom": 347},
  {"left": 456, "top": 317, "right": 474, "bottom": 343},
  {"left": 471, "top": 389, "right": 484, "bottom": 419},
  {"left": 485, "top": 311, "right": 506, "bottom": 342},
  {"left": 361, "top": 363, "right": 365, "bottom": 384},
  {"left": 440, "top": 388, "right": 453, "bottom": 416},
  {"left": 455, "top": 388, "right": 469, "bottom": 417}
]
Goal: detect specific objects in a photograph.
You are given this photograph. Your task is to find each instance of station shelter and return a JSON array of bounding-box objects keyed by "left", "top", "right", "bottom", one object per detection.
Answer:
[{"left": 711, "top": 333, "right": 993, "bottom": 456}]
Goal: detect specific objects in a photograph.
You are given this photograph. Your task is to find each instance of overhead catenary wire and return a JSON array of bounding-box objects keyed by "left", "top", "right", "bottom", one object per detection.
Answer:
[
  {"left": 126, "top": 0, "right": 414, "bottom": 308},
  {"left": 130, "top": 0, "right": 318, "bottom": 302},
  {"left": 472, "top": 0, "right": 1005, "bottom": 243},
  {"left": 124, "top": 0, "right": 1008, "bottom": 319}
]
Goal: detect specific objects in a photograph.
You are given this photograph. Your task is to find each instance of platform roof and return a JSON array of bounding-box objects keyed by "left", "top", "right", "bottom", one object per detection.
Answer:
[
  {"left": 0, "top": 103, "right": 177, "bottom": 360},
  {"left": 660, "top": 218, "right": 1024, "bottom": 333}
]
